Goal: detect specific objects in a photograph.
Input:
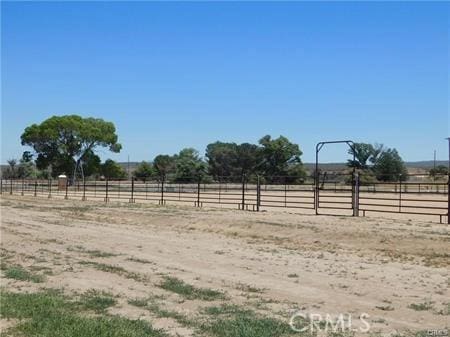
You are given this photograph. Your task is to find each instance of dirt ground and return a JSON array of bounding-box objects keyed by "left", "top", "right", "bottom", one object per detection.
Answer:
[{"left": 0, "top": 195, "right": 448, "bottom": 336}]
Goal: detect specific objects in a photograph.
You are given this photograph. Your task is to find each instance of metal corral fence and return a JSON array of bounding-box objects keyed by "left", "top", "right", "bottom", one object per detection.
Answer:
[{"left": 1, "top": 173, "right": 449, "bottom": 224}]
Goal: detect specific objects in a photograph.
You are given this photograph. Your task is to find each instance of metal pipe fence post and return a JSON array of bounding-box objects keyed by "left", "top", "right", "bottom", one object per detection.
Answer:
[
  {"left": 22, "top": 179, "right": 25, "bottom": 196},
  {"left": 353, "top": 173, "right": 359, "bottom": 217},
  {"left": 256, "top": 175, "right": 261, "bottom": 212},
  {"left": 399, "top": 175, "right": 402, "bottom": 212},
  {"left": 241, "top": 175, "right": 245, "bottom": 210},
  {"left": 82, "top": 179, "right": 86, "bottom": 201},
  {"left": 10, "top": 179, "right": 13, "bottom": 195},
  {"left": 65, "top": 179, "right": 69, "bottom": 199},
  {"left": 34, "top": 180, "right": 37, "bottom": 197},
  {"left": 160, "top": 178, "right": 164, "bottom": 205},
  {"left": 48, "top": 179, "right": 52, "bottom": 198},
  {"left": 197, "top": 180, "right": 201, "bottom": 207},
  {"left": 284, "top": 177, "right": 287, "bottom": 207}
]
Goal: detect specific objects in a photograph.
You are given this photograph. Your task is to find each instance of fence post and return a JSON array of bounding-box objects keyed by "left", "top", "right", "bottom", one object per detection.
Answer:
[
  {"left": 34, "top": 180, "right": 37, "bottom": 197},
  {"left": 353, "top": 173, "right": 359, "bottom": 217},
  {"left": 160, "top": 177, "right": 165, "bottom": 205},
  {"left": 48, "top": 179, "right": 52, "bottom": 198},
  {"left": 256, "top": 175, "right": 261, "bottom": 212},
  {"left": 315, "top": 172, "right": 319, "bottom": 215},
  {"left": 241, "top": 174, "right": 246, "bottom": 210},
  {"left": 104, "top": 179, "right": 109, "bottom": 202},
  {"left": 129, "top": 179, "right": 135, "bottom": 203},
  {"left": 22, "top": 179, "right": 25, "bottom": 196},
  {"left": 399, "top": 175, "right": 402, "bottom": 212},
  {"left": 10, "top": 179, "right": 13, "bottom": 195},
  {"left": 196, "top": 179, "right": 201, "bottom": 207},
  {"left": 284, "top": 177, "right": 287, "bottom": 207},
  {"left": 82, "top": 178, "right": 86, "bottom": 201},
  {"left": 65, "top": 179, "right": 69, "bottom": 199}
]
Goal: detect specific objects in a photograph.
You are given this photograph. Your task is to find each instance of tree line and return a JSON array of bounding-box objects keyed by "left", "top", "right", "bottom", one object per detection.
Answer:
[{"left": 2, "top": 114, "right": 444, "bottom": 183}]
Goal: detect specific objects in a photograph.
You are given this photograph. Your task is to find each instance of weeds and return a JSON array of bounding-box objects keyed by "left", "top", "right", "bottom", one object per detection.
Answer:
[{"left": 159, "top": 276, "right": 225, "bottom": 301}]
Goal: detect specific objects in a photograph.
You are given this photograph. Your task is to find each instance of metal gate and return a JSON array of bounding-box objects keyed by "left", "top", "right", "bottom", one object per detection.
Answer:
[{"left": 315, "top": 172, "right": 356, "bottom": 216}]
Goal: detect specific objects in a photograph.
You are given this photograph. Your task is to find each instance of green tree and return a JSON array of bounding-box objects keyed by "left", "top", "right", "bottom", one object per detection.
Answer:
[
  {"left": 21, "top": 115, "right": 121, "bottom": 178},
  {"left": 134, "top": 161, "right": 155, "bottom": 181},
  {"left": 235, "top": 143, "right": 261, "bottom": 177},
  {"left": 429, "top": 165, "right": 448, "bottom": 180},
  {"left": 347, "top": 143, "right": 375, "bottom": 170},
  {"left": 258, "top": 135, "right": 304, "bottom": 181},
  {"left": 81, "top": 150, "right": 102, "bottom": 178},
  {"left": 174, "top": 148, "right": 207, "bottom": 182},
  {"left": 100, "top": 159, "right": 126, "bottom": 180},
  {"left": 17, "top": 152, "right": 36, "bottom": 179},
  {"left": 373, "top": 148, "right": 408, "bottom": 182},
  {"left": 153, "top": 155, "right": 175, "bottom": 180},
  {"left": 205, "top": 142, "right": 239, "bottom": 178}
]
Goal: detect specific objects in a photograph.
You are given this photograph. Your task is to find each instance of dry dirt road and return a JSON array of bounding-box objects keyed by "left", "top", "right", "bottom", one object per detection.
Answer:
[{"left": 0, "top": 195, "right": 448, "bottom": 336}]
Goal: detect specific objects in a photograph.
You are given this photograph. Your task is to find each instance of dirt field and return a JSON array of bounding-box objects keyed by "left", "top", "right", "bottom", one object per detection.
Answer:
[{"left": 0, "top": 195, "right": 449, "bottom": 336}]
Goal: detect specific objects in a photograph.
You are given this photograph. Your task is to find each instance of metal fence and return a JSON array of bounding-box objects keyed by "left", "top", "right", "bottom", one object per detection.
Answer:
[{"left": 1, "top": 174, "right": 449, "bottom": 224}]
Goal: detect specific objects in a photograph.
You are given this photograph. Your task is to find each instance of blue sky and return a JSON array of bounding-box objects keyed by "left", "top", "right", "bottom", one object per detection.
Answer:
[{"left": 1, "top": 1, "right": 449, "bottom": 164}]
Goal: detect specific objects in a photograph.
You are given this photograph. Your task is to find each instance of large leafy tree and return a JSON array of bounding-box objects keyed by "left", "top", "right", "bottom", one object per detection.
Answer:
[
  {"left": 205, "top": 142, "right": 239, "bottom": 178},
  {"left": 373, "top": 148, "right": 408, "bottom": 182},
  {"left": 235, "top": 143, "right": 261, "bottom": 177},
  {"left": 258, "top": 135, "right": 304, "bottom": 180},
  {"left": 100, "top": 159, "right": 126, "bottom": 179},
  {"left": 429, "top": 165, "right": 448, "bottom": 180},
  {"left": 153, "top": 155, "right": 175, "bottom": 180},
  {"left": 134, "top": 161, "right": 155, "bottom": 182},
  {"left": 174, "top": 148, "right": 207, "bottom": 182},
  {"left": 21, "top": 115, "right": 121, "bottom": 178},
  {"left": 347, "top": 143, "right": 384, "bottom": 170}
]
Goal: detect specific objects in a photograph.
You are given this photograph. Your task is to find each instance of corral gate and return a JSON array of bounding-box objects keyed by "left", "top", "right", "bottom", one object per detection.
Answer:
[{"left": 315, "top": 140, "right": 358, "bottom": 216}]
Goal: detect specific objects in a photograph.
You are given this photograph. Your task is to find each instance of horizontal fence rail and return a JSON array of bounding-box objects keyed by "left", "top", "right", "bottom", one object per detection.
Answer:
[{"left": 1, "top": 173, "right": 449, "bottom": 224}]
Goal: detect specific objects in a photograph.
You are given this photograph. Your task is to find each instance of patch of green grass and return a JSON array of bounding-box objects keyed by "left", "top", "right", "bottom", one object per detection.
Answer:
[
  {"left": 1, "top": 290, "right": 166, "bottom": 337},
  {"left": 79, "top": 289, "right": 117, "bottom": 313},
  {"left": 3, "top": 265, "right": 45, "bottom": 283},
  {"left": 0, "top": 290, "right": 68, "bottom": 319},
  {"left": 202, "top": 309, "right": 296, "bottom": 337},
  {"left": 203, "top": 304, "right": 252, "bottom": 316},
  {"left": 128, "top": 297, "right": 195, "bottom": 327},
  {"left": 408, "top": 301, "right": 434, "bottom": 311},
  {"left": 159, "top": 276, "right": 225, "bottom": 301}
]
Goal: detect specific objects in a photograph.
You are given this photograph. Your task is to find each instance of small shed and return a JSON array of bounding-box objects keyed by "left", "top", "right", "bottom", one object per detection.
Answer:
[{"left": 58, "top": 174, "right": 67, "bottom": 191}]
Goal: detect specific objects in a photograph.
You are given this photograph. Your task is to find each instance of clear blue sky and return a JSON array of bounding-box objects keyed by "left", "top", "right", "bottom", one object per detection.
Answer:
[{"left": 1, "top": 1, "right": 449, "bottom": 164}]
